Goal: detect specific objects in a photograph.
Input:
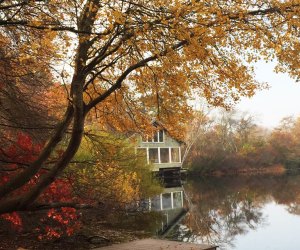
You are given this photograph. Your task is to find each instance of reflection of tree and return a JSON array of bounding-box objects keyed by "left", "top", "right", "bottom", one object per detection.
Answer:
[
  {"left": 176, "top": 192, "right": 265, "bottom": 249},
  {"left": 167, "top": 175, "right": 300, "bottom": 249},
  {"left": 287, "top": 203, "right": 300, "bottom": 215},
  {"left": 284, "top": 194, "right": 300, "bottom": 216},
  {"left": 268, "top": 175, "right": 300, "bottom": 216}
]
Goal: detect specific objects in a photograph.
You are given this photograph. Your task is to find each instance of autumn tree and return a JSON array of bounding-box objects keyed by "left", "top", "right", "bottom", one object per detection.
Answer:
[
  {"left": 1, "top": 0, "right": 300, "bottom": 214},
  {"left": 0, "top": 16, "right": 58, "bottom": 143},
  {"left": 69, "top": 130, "right": 162, "bottom": 207},
  {"left": 181, "top": 109, "right": 211, "bottom": 165},
  {"left": 268, "top": 116, "right": 300, "bottom": 169},
  {"left": 186, "top": 111, "right": 276, "bottom": 174}
]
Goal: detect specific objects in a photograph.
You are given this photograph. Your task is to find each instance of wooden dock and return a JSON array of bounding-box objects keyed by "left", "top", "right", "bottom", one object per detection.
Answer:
[{"left": 97, "top": 238, "right": 217, "bottom": 250}]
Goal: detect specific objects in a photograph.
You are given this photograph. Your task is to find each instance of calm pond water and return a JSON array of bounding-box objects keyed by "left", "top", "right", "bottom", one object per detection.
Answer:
[{"left": 145, "top": 173, "right": 300, "bottom": 250}]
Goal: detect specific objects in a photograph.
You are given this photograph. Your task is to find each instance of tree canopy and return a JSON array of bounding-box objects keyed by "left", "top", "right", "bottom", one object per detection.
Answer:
[{"left": 1, "top": 0, "right": 300, "bottom": 219}]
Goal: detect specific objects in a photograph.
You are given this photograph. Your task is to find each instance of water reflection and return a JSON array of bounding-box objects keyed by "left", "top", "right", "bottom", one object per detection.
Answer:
[
  {"left": 170, "top": 174, "right": 300, "bottom": 249},
  {"left": 150, "top": 187, "right": 184, "bottom": 211},
  {"left": 148, "top": 186, "right": 188, "bottom": 236},
  {"left": 118, "top": 174, "right": 300, "bottom": 249}
]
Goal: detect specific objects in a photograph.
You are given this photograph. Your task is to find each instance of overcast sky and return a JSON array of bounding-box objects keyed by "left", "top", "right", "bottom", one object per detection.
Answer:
[{"left": 236, "top": 60, "right": 300, "bottom": 128}]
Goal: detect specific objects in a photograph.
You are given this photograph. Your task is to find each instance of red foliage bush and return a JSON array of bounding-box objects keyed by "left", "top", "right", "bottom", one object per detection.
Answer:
[{"left": 0, "top": 133, "right": 84, "bottom": 239}]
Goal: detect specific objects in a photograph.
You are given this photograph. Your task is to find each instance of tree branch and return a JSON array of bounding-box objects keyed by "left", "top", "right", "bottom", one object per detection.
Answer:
[
  {"left": 0, "top": 105, "right": 74, "bottom": 199},
  {"left": 0, "top": 0, "right": 102, "bottom": 214},
  {"left": 85, "top": 39, "right": 188, "bottom": 112},
  {"left": 28, "top": 202, "right": 93, "bottom": 211}
]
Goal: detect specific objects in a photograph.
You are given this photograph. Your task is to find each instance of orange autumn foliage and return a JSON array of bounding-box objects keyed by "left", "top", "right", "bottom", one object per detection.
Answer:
[{"left": 2, "top": 0, "right": 300, "bottom": 237}]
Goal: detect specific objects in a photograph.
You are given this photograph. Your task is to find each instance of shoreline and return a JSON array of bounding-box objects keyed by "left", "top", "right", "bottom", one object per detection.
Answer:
[{"left": 188, "top": 164, "right": 289, "bottom": 177}]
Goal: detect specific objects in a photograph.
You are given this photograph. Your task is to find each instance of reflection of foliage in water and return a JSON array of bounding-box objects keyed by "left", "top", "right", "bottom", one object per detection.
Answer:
[
  {"left": 167, "top": 174, "right": 300, "bottom": 249},
  {"left": 168, "top": 192, "right": 264, "bottom": 249},
  {"left": 186, "top": 193, "right": 264, "bottom": 249}
]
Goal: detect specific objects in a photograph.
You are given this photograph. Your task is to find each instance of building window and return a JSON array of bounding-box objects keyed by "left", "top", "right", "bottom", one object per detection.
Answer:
[
  {"left": 142, "top": 130, "right": 164, "bottom": 143},
  {"left": 171, "top": 148, "right": 180, "bottom": 163},
  {"left": 149, "top": 148, "right": 159, "bottom": 163},
  {"left": 173, "top": 192, "right": 183, "bottom": 208},
  {"left": 160, "top": 148, "right": 169, "bottom": 163},
  {"left": 162, "top": 193, "right": 172, "bottom": 210},
  {"left": 150, "top": 195, "right": 161, "bottom": 211},
  {"left": 153, "top": 131, "right": 159, "bottom": 142},
  {"left": 159, "top": 130, "right": 164, "bottom": 142},
  {"left": 145, "top": 147, "right": 181, "bottom": 164}
]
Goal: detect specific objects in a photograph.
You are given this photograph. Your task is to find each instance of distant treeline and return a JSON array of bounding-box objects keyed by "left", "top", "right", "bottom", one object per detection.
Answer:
[{"left": 185, "top": 112, "right": 300, "bottom": 175}]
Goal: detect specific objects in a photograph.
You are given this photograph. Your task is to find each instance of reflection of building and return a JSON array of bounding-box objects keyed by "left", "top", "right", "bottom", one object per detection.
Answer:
[
  {"left": 136, "top": 124, "right": 183, "bottom": 173},
  {"left": 150, "top": 187, "right": 184, "bottom": 211},
  {"left": 149, "top": 187, "right": 188, "bottom": 237}
]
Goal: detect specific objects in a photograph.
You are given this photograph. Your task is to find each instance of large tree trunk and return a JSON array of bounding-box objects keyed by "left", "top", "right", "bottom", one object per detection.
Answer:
[
  {"left": 0, "top": 0, "right": 101, "bottom": 213},
  {"left": 0, "top": 77, "right": 85, "bottom": 213},
  {"left": 0, "top": 105, "right": 74, "bottom": 199}
]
